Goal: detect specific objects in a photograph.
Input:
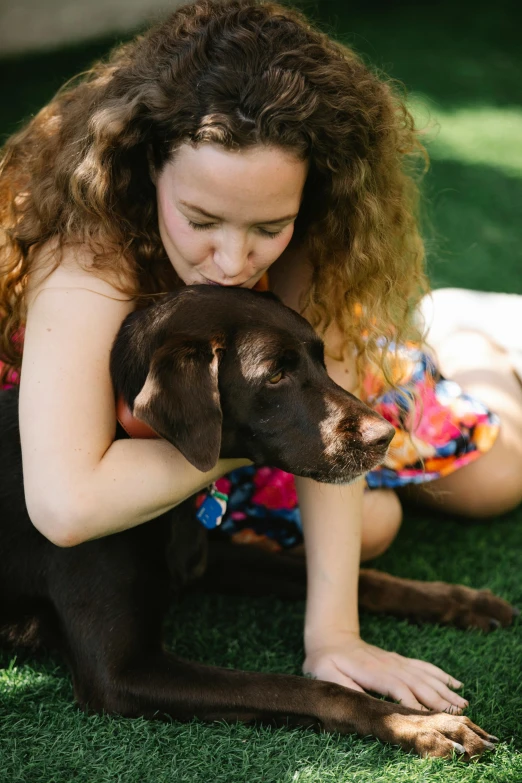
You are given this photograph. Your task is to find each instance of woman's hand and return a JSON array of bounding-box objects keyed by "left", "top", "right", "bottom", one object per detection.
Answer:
[{"left": 303, "top": 631, "right": 468, "bottom": 713}]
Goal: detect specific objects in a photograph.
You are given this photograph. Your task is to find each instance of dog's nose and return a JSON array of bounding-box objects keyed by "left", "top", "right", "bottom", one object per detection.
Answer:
[{"left": 359, "top": 417, "right": 395, "bottom": 450}]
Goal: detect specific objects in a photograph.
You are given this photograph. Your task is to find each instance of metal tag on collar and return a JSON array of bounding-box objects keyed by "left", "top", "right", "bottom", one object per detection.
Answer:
[{"left": 196, "top": 485, "right": 229, "bottom": 529}]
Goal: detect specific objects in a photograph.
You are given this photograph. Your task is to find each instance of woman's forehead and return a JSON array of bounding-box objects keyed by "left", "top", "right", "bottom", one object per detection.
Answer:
[{"left": 160, "top": 142, "right": 308, "bottom": 222}]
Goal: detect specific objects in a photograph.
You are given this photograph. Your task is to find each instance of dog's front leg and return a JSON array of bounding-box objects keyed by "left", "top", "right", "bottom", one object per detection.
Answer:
[
  {"left": 46, "top": 533, "right": 497, "bottom": 758},
  {"left": 78, "top": 651, "right": 496, "bottom": 759},
  {"left": 358, "top": 569, "right": 517, "bottom": 631}
]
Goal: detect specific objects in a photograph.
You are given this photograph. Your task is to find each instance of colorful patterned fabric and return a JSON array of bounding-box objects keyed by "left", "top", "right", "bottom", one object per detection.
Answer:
[
  {"left": 0, "top": 367, "right": 20, "bottom": 390},
  {"left": 363, "top": 342, "right": 500, "bottom": 488}
]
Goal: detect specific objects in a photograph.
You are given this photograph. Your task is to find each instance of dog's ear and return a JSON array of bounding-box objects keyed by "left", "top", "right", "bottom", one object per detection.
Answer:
[{"left": 132, "top": 336, "right": 223, "bottom": 472}]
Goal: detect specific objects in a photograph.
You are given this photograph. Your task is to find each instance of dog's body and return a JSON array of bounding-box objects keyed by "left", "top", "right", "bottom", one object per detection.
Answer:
[{"left": 0, "top": 287, "right": 515, "bottom": 757}]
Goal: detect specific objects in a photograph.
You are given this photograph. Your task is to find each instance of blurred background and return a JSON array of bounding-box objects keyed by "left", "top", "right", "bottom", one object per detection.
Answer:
[
  {"left": 1, "top": 0, "right": 521, "bottom": 292},
  {"left": 0, "top": 0, "right": 176, "bottom": 54}
]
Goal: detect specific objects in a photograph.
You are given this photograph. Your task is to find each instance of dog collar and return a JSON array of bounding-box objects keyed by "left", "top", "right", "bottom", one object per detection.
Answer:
[
  {"left": 116, "top": 395, "right": 159, "bottom": 439},
  {"left": 253, "top": 272, "right": 269, "bottom": 292},
  {"left": 195, "top": 486, "right": 229, "bottom": 529},
  {"left": 116, "top": 395, "right": 228, "bottom": 528}
]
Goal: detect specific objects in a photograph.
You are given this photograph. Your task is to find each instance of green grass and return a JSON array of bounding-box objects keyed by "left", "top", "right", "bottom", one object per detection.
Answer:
[{"left": 1, "top": 1, "right": 521, "bottom": 780}]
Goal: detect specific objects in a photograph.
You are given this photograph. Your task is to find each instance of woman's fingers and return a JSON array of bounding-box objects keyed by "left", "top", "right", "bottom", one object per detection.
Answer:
[
  {"left": 395, "top": 654, "right": 463, "bottom": 689},
  {"left": 397, "top": 669, "right": 469, "bottom": 713},
  {"left": 329, "top": 656, "right": 428, "bottom": 711},
  {"left": 369, "top": 649, "right": 467, "bottom": 711},
  {"left": 311, "top": 661, "right": 427, "bottom": 711},
  {"left": 364, "top": 672, "right": 427, "bottom": 711},
  {"left": 304, "top": 640, "right": 468, "bottom": 713},
  {"left": 348, "top": 652, "right": 465, "bottom": 712},
  {"left": 371, "top": 647, "right": 464, "bottom": 689},
  {"left": 418, "top": 672, "right": 468, "bottom": 711}
]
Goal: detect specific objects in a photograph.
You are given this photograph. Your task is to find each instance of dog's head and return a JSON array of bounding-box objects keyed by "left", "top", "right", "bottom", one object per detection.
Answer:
[{"left": 110, "top": 287, "right": 394, "bottom": 483}]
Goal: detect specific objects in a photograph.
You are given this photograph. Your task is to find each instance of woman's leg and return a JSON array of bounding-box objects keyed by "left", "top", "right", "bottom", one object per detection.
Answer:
[
  {"left": 402, "top": 329, "right": 522, "bottom": 517},
  {"left": 360, "top": 488, "right": 403, "bottom": 561},
  {"left": 356, "top": 326, "right": 522, "bottom": 560}
]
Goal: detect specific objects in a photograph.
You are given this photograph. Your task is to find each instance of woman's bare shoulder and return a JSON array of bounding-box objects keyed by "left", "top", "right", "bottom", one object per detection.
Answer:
[
  {"left": 26, "top": 239, "right": 137, "bottom": 311},
  {"left": 270, "top": 245, "right": 359, "bottom": 394}
]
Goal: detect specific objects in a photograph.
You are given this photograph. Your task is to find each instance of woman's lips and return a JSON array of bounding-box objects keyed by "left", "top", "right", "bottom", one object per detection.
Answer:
[{"left": 201, "top": 276, "right": 251, "bottom": 287}]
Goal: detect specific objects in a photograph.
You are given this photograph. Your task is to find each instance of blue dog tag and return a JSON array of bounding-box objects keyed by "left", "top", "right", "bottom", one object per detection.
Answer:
[{"left": 196, "top": 487, "right": 228, "bottom": 529}]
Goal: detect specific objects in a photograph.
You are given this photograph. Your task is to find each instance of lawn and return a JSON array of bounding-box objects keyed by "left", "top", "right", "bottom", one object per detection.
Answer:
[{"left": 1, "top": 1, "right": 521, "bottom": 781}]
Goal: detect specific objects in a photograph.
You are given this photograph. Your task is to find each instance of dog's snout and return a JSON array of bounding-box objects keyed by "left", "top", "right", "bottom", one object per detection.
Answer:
[{"left": 359, "top": 417, "right": 395, "bottom": 450}]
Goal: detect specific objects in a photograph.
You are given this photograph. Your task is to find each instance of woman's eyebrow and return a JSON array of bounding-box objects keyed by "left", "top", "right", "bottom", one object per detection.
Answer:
[{"left": 179, "top": 200, "right": 298, "bottom": 224}]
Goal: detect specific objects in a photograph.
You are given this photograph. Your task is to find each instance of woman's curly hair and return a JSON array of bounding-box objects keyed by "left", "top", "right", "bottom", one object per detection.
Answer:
[{"left": 0, "top": 0, "right": 429, "bottom": 389}]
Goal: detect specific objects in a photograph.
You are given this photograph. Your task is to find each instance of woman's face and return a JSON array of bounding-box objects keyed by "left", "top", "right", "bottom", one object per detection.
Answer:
[{"left": 156, "top": 142, "right": 308, "bottom": 288}]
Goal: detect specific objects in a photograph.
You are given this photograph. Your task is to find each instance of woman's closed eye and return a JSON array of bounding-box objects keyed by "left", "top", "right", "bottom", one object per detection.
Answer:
[{"left": 188, "top": 220, "right": 284, "bottom": 238}]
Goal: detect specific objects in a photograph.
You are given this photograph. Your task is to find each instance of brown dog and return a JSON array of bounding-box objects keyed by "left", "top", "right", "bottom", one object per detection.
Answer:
[{"left": 0, "top": 286, "right": 515, "bottom": 758}]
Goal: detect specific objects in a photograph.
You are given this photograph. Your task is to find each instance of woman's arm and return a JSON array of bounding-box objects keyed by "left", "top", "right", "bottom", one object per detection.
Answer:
[
  {"left": 20, "top": 247, "right": 247, "bottom": 547},
  {"left": 297, "top": 475, "right": 363, "bottom": 643},
  {"left": 299, "top": 473, "right": 468, "bottom": 712},
  {"left": 297, "top": 344, "right": 468, "bottom": 713}
]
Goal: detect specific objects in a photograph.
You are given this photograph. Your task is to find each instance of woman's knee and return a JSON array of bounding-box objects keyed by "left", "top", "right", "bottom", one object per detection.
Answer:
[
  {"left": 361, "top": 489, "right": 403, "bottom": 562},
  {"left": 456, "top": 462, "right": 522, "bottom": 519},
  {"left": 415, "top": 448, "right": 522, "bottom": 519}
]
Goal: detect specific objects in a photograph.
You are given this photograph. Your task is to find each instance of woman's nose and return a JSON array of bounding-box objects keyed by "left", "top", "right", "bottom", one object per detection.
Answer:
[{"left": 213, "top": 233, "right": 252, "bottom": 279}]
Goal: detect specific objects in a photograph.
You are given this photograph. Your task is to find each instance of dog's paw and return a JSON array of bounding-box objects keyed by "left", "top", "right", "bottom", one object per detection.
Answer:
[
  {"left": 442, "top": 585, "right": 517, "bottom": 632},
  {"left": 386, "top": 712, "right": 499, "bottom": 759}
]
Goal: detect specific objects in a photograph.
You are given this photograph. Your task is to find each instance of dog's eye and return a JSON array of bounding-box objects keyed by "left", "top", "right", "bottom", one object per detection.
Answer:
[{"left": 268, "top": 370, "right": 284, "bottom": 384}]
